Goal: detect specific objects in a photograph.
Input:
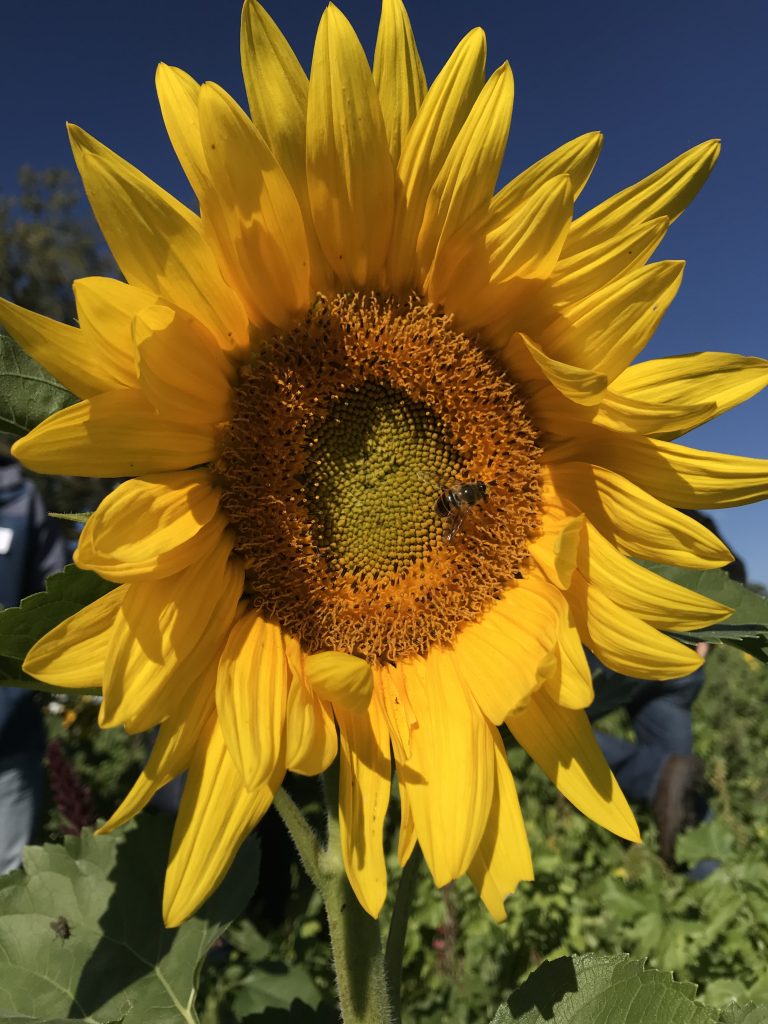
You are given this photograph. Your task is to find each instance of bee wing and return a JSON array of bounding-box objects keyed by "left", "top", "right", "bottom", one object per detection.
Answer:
[{"left": 444, "top": 504, "right": 469, "bottom": 542}]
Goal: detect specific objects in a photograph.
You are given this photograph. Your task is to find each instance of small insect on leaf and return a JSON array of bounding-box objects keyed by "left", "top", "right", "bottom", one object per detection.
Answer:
[{"left": 49, "top": 915, "right": 72, "bottom": 940}]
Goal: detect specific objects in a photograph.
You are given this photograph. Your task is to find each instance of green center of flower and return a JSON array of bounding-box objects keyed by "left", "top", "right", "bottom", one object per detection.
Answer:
[{"left": 303, "top": 382, "right": 460, "bottom": 576}]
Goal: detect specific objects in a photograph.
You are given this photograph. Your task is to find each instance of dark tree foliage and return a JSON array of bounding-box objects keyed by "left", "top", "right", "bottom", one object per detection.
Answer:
[
  {"left": 0, "top": 165, "right": 115, "bottom": 324},
  {"left": 0, "top": 167, "right": 118, "bottom": 528}
]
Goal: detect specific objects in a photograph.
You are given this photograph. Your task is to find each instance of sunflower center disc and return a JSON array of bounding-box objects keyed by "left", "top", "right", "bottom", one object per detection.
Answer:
[
  {"left": 215, "top": 293, "right": 543, "bottom": 663},
  {"left": 304, "top": 382, "right": 460, "bottom": 576}
]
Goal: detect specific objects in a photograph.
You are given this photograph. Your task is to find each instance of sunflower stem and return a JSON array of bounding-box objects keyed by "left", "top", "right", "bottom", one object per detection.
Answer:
[
  {"left": 272, "top": 786, "right": 323, "bottom": 891},
  {"left": 319, "top": 763, "right": 395, "bottom": 1024},
  {"left": 384, "top": 847, "right": 423, "bottom": 1022}
]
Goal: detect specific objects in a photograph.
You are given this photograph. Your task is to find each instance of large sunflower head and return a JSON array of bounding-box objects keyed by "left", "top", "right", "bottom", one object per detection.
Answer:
[{"left": 3, "top": 0, "right": 767, "bottom": 926}]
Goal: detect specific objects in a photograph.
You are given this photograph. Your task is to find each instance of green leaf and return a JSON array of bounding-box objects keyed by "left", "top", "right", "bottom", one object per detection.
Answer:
[
  {"left": 224, "top": 920, "right": 331, "bottom": 1022},
  {"left": 675, "top": 818, "right": 736, "bottom": 867},
  {"left": 0, "top": 814, "right": 260, "bottom": 1024},
  {"left": 0, "top": 1018, "right": 124, "bottom": 1024},
  {"left": 0, "top": 328, "right": 76, "bottom": 439},
  {"left": 0, "top": 564, "right": 114, "bottom": 674},
  {"left": 230, "top": 963, "right": 326, "bottom": 1019},
  {"left": 718, "top": 1004, "right": 768, "bottom": 1024},
  {"left": 492, "top": 953, "right": 718, "bottom": 1023},
  {"left": 0, "top": 1017, "right": 124, "bottom": 1024}
]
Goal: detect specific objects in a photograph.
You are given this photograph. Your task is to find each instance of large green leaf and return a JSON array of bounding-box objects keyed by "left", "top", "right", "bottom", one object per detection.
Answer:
[
  {"left": 0, "top": 1018, "right": 123, "bottom": 1024},
  {"left": 0, "top": 815, "right": 260, "bottom": 1024},
  {"left": 0, "top": 329, "right": 76, "bottom": 439},
  {"left": 0, "top": 565, "right": 114, "bottom": 690},
  {"left": 492, "top": 953, "right": 718, "bottom": 1023}
]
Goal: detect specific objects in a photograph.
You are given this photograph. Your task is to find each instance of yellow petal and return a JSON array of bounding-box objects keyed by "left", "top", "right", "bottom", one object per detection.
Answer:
[
  {"left": 198, "top": 82, "right": 311, "bottom": 327},
  {"left": 12, "top": 389, "right": 217, "bottom": 476},
  {"left": 68, "top": 124, "right": 249, "bottom": 352},
  {"left": 23, "top": 585, "right": 125, "bottom": 689},
  {"left": 305, "top": 651, "right": 373, "bottom": 712},
  {"left": 507, "top": 689, "right": 640, "bottom": 842},
  {"left": 549, "top": 216, "right": 668, "bottom": 307},
  {"left": 375, "top": 662, "right": 417, "bottom": 762},
  {"left": 240, "top": 1, "right": 307, "bottom": 197},
  {"left": 284, "top": 673, "right": 338, "bottom": 776},
  {"left": 98, "top": 660, "right": 217, "bottom": 833},
  {"left": 337, "top": 695, "right": 391, "bottom": 917},
  {"left": 611, "top": 352, "right": 768, "bottom": 440},
  {"left": 133, "top": 302, "right": 234, "bottom": 423},
  {"left": 430, "top": 177, "right": 573, "bottom": 325},
  {"left": 155, "top": 63, "right": 209, "bottom": 199},
  {"left": 579, "top": 520, "right": 731, "bottom": 631},
  {"left": 486, "top": 177, "right": 572, "bottom": 285},
  {"left": 467, "top": 736, "right": 533, "bottom": 921},
  {"left": 519, "top": 333, "right": 607, "bottom": 405},
  {"left": 528, "top": 510, "right": 585, "bottom": 589},
  {"left": 566, "top": 567, "right": 703, "bottom": 679},
  {"left": 541, "top": 261, "right": 684, "bottom": 380},
  {"left": 100, "top": 534, "right": 242, "bottom": 729},
  {"left": 397, "top": 651, "right": 495, "bottom": 885},
  {"left": 545, "top": 611, "right": 595, "bottom": 711},
  {"left": 489, "top": 132, "right": 603, "bottom": 220},
  {"left": 452, "top": 579, "right": 561, "bottom": 724},
  {"left": 556, "top": 431, "right": 768, "bottom": 509},
  {"left": 240, "top": 1, "right": 329, "bottom": 289},
  {"left": 0, "top": 297, "right": 124, "bottom": 398},
  {"left": 562, "top": 139, "right": 720, "bottom": 258},
  {"left": 589, "top": 387, "right": 714, "bottom": 439},
  {"left": 418, "top": 62, "right": 514, "bottom": 285},
  {"left": 74, "top": 470, "right": 222, "bottom": 581},
  {"left": 397, "top": 781, "right": 417, "bottom": 867},
  {"left": 514, "top": 563, "right": 594, "bottom": 711},
  {"left": 387, "top": 27, "right": 486, "bottom": 291},
  {"left": 543, "top": 461, "right": 733, "bottom": 568},
  {"left": 73, "top": 277, "right": 156, "bottom": 386},
  {"left": 306, "top": 4, "right": 395, "bottom": 288},
  {"left": 373, "top": 0, "right": 427, "bottom": 163},
  {"left": 216, "top": 610, "right": 289, "bottom": 790},
  {"left": 163, "top": 713, "right": 283, "bottom": 927}
]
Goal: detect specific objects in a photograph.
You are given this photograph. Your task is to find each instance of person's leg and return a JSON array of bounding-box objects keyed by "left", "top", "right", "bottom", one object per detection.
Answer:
[
  {"left": 0, "top": 752, "right": 43, "bottom": 875},
  {"left": 627, "top": 671, "right": 712, "bottom": 868},
  {"left": 629, "top": 670, "right": 704, "bottom": 757},
  {"left": 593, "top": 729, "right": 667, "bottom": 805}
]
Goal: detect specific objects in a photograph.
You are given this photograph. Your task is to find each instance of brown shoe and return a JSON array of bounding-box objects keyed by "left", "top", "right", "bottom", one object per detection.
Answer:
[{"left": 651, "top": 755, "right": 707, "bottom": 866}]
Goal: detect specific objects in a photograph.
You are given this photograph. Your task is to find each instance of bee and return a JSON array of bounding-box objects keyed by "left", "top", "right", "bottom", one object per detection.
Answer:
[
  {"left": 49, "top": 915, "right": 72, "bottom": 941},
  {"left": 435, "top": 481, "right": 488, "bottom": 542}
]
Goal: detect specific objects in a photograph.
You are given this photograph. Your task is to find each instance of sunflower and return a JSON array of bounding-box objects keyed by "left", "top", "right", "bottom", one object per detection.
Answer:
[{"left": 3, "top": 0, "right": 768, "bottom": 927}]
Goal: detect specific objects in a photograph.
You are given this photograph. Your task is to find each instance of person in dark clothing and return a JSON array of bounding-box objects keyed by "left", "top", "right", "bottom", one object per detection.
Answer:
[
  {"left": 0, "top": 447, "right": 66, "bottom": 874},
  {"left": 588, "top": 511, "right": 745, "bottom": 875}
]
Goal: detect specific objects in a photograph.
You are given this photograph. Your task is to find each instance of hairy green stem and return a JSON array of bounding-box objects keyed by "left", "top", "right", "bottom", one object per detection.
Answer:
[
  {"left": 320, "top": 764, "right": 394, "bottom": 1024},
  {"left": 274, "top": 770, "right": 395, "bottom": 1024},
  {"left": 272, "top": 787, "right": 324, "bottom": 891},
  {"left": 385, "top": 848, "right": 423, "bottom": 1022}
]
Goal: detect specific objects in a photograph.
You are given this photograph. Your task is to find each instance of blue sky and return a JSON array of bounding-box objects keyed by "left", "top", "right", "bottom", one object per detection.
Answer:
[{"left": 2, "top": 0, "right": 767, "bottom": 581}]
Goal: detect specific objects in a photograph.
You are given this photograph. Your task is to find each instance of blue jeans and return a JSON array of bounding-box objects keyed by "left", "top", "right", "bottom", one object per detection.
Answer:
[
  {"left": 0, "top": 751, "right": 43, "bottom": 875},
  {"left": 587, "top": 660, "right": 705, "bottom": 806}
]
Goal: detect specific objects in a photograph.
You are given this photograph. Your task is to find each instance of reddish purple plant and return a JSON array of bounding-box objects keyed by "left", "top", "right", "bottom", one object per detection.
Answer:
[{"left": 46, "top": 739, "right": 96, "bottom": 835}]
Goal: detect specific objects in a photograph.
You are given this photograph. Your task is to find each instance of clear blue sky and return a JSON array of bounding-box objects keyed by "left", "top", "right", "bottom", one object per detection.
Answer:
[{"left": 2, "top": 0, "right": 767, "bottom": 582}]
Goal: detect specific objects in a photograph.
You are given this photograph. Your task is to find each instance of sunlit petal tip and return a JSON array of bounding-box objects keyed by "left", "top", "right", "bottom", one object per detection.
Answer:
[{"left": 305, "top": 651, "right": 373, "bottom": 713}]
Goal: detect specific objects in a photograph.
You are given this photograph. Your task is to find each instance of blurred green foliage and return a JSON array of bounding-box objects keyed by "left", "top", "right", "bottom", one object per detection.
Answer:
[{"left": 40, "top": 644, "right": 768, "bottom": 1021}]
